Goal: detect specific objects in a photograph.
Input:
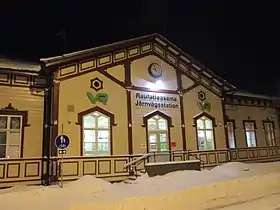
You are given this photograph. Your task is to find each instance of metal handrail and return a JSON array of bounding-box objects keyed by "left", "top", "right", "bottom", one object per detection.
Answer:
[
  {"left": 123, "top": 154, "right": 150, "bottom": 169},
  {"left": 187, "top": 153, "right": 205, "bottom": 168},
  {"left": 123, "top": 149, "right": 206, "bottom": 173}
]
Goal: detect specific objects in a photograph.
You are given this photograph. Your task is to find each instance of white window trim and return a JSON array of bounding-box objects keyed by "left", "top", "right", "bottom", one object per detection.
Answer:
[
  {"left": 264, "top": 121, "right": 276, "bottom": 146},
  {"left": 82, "top": 112, "right": 110, "bottom": 156},
  {"left": 196, "top": 117, "right": 215, "bottom": 151},
  {"left": 226, "top": 121, "right": 236, "bottom": 148},
  {"left": 244, "top": 121, "right": 257, "bottom": 147},
  {"left": 0, "top": 114, "right": 23, "bottom": 158},
  {"left": 147, "top": 115, "right": 169, "bottom": 152}
]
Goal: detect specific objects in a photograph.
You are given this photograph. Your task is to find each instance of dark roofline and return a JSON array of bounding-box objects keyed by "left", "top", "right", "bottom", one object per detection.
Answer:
[
  {"left": 0, "top": 57, "right": 41, "bottom": 74},
  {"left": 40, "top": 33, "right": 235, "bottom": 90},
  {"left": 40, "top": 34, "right": 156, "bottom": 66}
]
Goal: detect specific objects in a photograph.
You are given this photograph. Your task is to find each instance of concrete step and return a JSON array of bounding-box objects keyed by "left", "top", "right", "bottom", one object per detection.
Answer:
[
  {"left": 123, "top": 180, "right": 134, "bottom": 184},
  {"left": 128, "top": 176, "right": 137, "bottom": 181},
  {"left": 139, "top": 169, "right": 146, "bottom": 174}
]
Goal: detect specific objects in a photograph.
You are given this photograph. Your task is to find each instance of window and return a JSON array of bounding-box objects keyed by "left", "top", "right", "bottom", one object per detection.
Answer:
[
  {"left": 195, "top": 115, "right": 215, "bottom": 150},
  {"left": 0, "top": 115, "right": 22, "bottom": 158},
  {"left": 244, "top": 121, "right": 257, "bottom": 147},
  {"left": 82, "top": 111, "right": 110, "bottom": 156},
  {"left": 226, "top": 121, "right": 236, "bottom": 148},
  {"left": 264, "top": 121, "right": 276, "bottom": 146}
]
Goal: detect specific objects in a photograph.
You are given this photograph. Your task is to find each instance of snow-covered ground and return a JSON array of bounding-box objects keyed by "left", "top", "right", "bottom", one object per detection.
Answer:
[{"left": 2, "top": 161, "right": 280, "bottom": 210}]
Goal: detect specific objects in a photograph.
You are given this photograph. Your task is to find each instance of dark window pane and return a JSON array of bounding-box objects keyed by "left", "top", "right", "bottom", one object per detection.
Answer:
[
  {"left": 0, "top": 116, "right": 7, "bottom": 129},
  {"left": 10, "top": 117, "right": 21, "bottom": 129},
  {"left": 0, "top": 132, "right": 6, "bottom": 145},
  {"left": 0, "top": 145, "right": 6, "bottom": 158}
]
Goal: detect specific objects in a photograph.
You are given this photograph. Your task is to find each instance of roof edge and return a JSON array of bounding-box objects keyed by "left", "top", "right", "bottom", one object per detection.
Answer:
[
  {"left": 231, "top": 91, "right": 280, "bottom": 100},
  {"left": 40, "top": 33, "right": 158, "bottom": 65},
  {"left": 39, "top": 33, "right": 236, "bottom": 91}
]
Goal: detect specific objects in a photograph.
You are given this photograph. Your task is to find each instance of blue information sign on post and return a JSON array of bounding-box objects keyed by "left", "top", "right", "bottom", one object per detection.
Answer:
[{"left": 55, "top": 135, "right": 70, "bottom": 149}]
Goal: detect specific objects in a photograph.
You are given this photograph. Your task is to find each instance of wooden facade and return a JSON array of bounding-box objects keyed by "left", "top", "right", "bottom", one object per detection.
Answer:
[
  {"left": 0, "top": 58, "right": 46, "bottom": 186},
  {"left": 0, "top": 34, "right": 280, "bottom": 187}
]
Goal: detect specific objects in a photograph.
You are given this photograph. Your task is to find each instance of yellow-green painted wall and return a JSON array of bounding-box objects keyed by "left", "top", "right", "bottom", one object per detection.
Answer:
[
  {"left": 0, "top": 86, "right": 44, "bottom": 157},
  {"left": 225, "top": 105, "right": 280, "bottom": 147},
  {"left": 58, "top": 67, "right": 128, "bottom": 156},
  {"left": 183, "top": 86, "right": 226, "bottom": 150}
]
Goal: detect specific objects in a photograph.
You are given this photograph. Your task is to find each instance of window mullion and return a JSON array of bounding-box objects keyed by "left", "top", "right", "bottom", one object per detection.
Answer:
[
  {"left": 6, "top": 117, "right": 10, "bottom": 156},
  {"left": 203, "top": 120, "right": 207, "bottom": 142},
  {"left": 95, "top": 130, "right": 98, "bottom": 153},
  {"left": 95, "top": 116, "right": 98, "bottom": 129},
  {"left": 156, "top": 119, "right": 159, "bottom": 130},
  {"left": 6, "top": 131, "right": 9, "bottom": 157}
]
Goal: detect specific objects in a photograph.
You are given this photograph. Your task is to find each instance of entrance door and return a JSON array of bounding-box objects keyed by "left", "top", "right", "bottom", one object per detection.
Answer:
[
  {"left": 148, "top": 132, "right": 169, "bottom": 152},
  {"left": 147, "top": 115, "right": 170, "bottom": 162}
]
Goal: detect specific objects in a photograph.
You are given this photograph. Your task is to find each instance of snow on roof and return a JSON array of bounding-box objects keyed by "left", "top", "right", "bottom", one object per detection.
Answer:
[
  {"left": 40, "top": 34, "right": 155, "bottom": 65},
  {"left": 233, "top": 91, "right": 279, "bottom": 100},
  {"left": 0, "top": 57, "right": 41, "bottom": 73}
]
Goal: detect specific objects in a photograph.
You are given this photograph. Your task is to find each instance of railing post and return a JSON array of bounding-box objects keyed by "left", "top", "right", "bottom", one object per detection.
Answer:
[{"left": 228, "top": 149, "right": 232, "bottom": 162}]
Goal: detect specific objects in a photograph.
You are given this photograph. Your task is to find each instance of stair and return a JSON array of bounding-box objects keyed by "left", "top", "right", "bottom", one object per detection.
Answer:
[{"left": 123, "top": 169, "right": 146, "bottom": 184}]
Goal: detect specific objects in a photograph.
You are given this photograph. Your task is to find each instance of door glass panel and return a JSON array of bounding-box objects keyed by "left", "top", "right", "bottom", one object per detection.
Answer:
[
  {"left": 159, "top": 133, "right": 167, "bottom": 142},
  {"left": 158, "top": 119, "right": 167, "bottom": 130},
  {"left": 150, "top": 144, "right": 157, "bottom": 151},
  {"left": 84, "top": 130, "right": 95, "bottom": 142},
  {"left": 148, "top": 119, "right": 157, "bottom": 130},
  {"left": 149, "top": 134, "right": 157, "bottom": 143},
  {"left": 149, "top": 134, "right": 157, "bottom": 152},
  {"left": 10, "top": 117, "right": 21, "bottom": 129},
  {"left": 0, "top": 116, "right": 7, "bottom": 129},
  {"left": 160, "top": 143, "right": 169, "bottom": 151},
  {"left": 98, "top": 116, "right": 109, "bottom": 129},
  {"left": 83, "top": 115, "right": 95, "bottom": 129}
]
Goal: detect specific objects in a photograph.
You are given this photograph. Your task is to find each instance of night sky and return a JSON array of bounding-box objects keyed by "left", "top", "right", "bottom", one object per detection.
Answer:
[{"left": 0, "top": 1, "right": 279, "bottom": 95}]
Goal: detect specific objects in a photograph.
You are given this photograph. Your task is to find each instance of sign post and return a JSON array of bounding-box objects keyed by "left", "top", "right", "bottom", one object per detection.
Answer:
[{"left": 55, "top": 134, "right": 70, "bottom": 188}]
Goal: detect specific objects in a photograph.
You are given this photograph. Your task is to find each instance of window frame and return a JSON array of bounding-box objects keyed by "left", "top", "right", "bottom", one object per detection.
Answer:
[
  {"left": 77, "top": 106, "right": 116, "bottom": 156},
  {"left": 147, "top": 115, "right": 169, "bottom": 152},
  {"left": 0, "top": 103, "right": 29, "bottom": 159},
  {"left": 263, "top": 120, "right": 276, "bottom": 146},
  {"left": 83, "top": 113, "right": 110, "bottom": 156},
  {"left": 243, "top": 120, "right": 257, "bottom": 147},
  {"left": 143, "top": 110, "right": 172, "bottom": 153},
  {"left": 0, "top": 115, "right": 23, "bottom": 158},
  {"left": 193, "top": 112, "right": 216, "bottom": 151},
  {"left": 226, "top": 119, "right": 236, "bottom": 148}
]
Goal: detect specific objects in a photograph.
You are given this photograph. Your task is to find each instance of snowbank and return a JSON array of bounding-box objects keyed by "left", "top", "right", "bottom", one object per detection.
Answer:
[
  {"left": 69, "top": 172, "right": 280, "bottom": 210},
  {"left": 1, "top": 162, "right": 280, "bottom": 210}
]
